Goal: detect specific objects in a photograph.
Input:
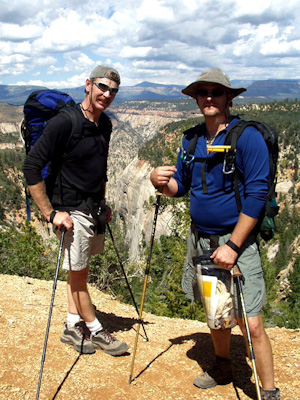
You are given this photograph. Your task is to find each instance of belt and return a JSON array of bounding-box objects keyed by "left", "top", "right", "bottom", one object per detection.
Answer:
[
  {"left": 196, "top": 233, "right": 220, "bottom": 248},
  {"left": 191, "top": 224, "right": 234, "bottom": 249}
]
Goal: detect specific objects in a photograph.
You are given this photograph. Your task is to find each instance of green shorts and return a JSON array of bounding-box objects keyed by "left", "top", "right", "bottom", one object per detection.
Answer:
[
  {"left": 55, "top": 210, "right": 105, "bottom": 271},
  {"left": 182, "top": 229, "right": 266, "bottom": 318}
]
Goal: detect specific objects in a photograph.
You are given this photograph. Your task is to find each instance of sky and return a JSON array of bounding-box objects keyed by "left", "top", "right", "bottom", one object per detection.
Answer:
[{"left": 1, "top": 0, "right": 300, "bottom": 89}]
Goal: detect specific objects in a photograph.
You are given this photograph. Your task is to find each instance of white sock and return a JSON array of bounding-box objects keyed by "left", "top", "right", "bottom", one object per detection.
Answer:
[
  {"left": 67, "top": 313, "right": 81, "bottom": 329},
  {"left": 85, "top": 318, "right": 103, "bottom": 335}
]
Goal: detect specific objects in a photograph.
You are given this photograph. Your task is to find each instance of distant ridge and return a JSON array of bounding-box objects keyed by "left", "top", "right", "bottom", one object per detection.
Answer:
[
  {"left": 134, "top": 81, "right": 183, "bottom": 88},
  {"left": 245, "top": 79, "right": 300, "bottom": 98},
  {"left": 1, "top": 79, "right": 300, "bottom": 106}
]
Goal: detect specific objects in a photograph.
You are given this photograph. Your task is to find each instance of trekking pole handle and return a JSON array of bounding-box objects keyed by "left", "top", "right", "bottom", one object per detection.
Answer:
[
  {"left": 154, "top": 187, "right": 164, "bottom": 195},
  {"left": 232, "top": 265, "right": 243, "bottom": 278}
]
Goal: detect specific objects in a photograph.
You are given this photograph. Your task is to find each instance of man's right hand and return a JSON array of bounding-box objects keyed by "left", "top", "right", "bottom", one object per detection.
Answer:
[
  {"left": 150, "top": 166, "right": 177, "bottom": 188},
  {"left": 52, "top": 211, "right": 73, "bottom": 231}
]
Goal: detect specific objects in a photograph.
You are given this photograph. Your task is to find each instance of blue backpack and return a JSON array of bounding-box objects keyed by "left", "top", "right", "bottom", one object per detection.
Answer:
[{"left": 21, "top": 89, "right": 83, "bottom": 220}]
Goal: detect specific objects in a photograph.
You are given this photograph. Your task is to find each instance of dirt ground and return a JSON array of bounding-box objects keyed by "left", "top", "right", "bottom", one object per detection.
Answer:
[{"left": 0, "top": 274, "right": 299, "bottom": 400}]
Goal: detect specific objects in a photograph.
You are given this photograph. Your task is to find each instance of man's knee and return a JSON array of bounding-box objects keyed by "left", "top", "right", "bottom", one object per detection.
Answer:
[
  {"left": 247, "top": 314, "right": 266, "bottom": 340},
  {"left": 69, "top": 266, "right": 89, "bottom": 285}
]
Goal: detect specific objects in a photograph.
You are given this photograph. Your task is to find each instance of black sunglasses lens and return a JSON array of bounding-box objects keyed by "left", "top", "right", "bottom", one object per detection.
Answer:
[
  {"left": 197, "top": 89, "right": 225, "bottom": 97},
  {"left": 96, "top": 83, "right": 109, "bottom": 91},
  {"left": 212, "top": 89, "right": 225, "bottom": 97},
  {"left": 197, "top": 89, "right": 208, "bottom": 97},
  {"left": 94, "top": 82, "right": 118, "bottom": 94}
]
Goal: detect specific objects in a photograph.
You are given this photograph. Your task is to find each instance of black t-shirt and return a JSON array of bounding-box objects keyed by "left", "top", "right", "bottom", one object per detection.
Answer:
[{"left": 23, "top": 105, "right": 112, "bottom": 210}]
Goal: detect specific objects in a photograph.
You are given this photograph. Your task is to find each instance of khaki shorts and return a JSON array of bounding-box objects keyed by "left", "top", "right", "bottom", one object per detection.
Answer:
[
  {"left": 55, "top": 210, "right": 105, "bottom": 271},
  {"left": 182, "top": 228, "right": 266, "bottom": 318}
]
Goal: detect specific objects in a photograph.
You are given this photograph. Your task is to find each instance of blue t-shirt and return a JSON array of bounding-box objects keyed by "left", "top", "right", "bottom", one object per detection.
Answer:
[{"left": 173, "top": 118, "right": 269, "bottom": 234}]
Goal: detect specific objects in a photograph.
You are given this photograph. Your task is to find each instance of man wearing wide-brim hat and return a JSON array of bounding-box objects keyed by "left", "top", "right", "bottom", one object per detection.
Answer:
[
  {"left": 150, "top": 68, "right": 280, "bottom": 400},
  {"left": 181, "top": 67, "right": 246, "bottom": 99}
]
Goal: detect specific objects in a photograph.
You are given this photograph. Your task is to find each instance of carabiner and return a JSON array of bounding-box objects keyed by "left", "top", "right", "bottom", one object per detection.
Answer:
[
  {"left": 223, "top": 158, "right": 235, "bottom": 175},
  {"left": 183, "top": 154, "right": 195, "bottom": 165}
]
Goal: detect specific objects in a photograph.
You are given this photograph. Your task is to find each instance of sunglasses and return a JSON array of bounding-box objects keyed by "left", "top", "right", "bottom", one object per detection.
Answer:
[
  {"left": 196, "top": 88, "right": 226, "bottom": 98},
  {"left": 93, "top": 81, "right": 119, "bottom": 95}
]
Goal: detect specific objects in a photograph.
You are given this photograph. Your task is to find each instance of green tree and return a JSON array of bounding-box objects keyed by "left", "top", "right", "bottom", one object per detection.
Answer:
[
  {"left": 0, "top": 222, "right": 62, "bottom": 280},
  {"left": 285, "top": 256, "right": 300, "bottom": 328}
]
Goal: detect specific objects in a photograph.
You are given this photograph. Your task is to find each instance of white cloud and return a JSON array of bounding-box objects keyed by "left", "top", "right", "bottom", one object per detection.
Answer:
[
  {"left": 120, "top": 46, "right": 153, "bottom": 58},
  {"left": 233, "top": 0, "right": 299, "bottom": 19},
  {"left": 136, "top": 0, "right": 175, "bottom": 22},
  {"left": 0, "top": 0, "right": 300, "bottom": 87},
  {"left": 32, "top": 10, "right": 98, "bottom": 52},
  {"left": 234, "top": 0, "right": 273, "bottom": 15},
  {"left": 261, "top": 39, "right": 300, "bottom": 56},
  {"left": 0, "top": 23, "right": 42, "bottom": 41},
  {"left": 1, "top": 54, "right": 29, "bottom": 65}
]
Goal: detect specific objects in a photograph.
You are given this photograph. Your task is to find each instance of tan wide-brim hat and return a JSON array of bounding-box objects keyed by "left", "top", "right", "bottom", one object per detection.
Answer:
[{"left": 182, "top": 68, "right": 247, "bottom": 99}]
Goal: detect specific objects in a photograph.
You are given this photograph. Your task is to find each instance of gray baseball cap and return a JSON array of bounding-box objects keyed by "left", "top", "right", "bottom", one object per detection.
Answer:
[
  {"left": 89, "top": 65, "right": 121, "bottom": 84},
  {"left": 182, "top": 68, "right": 246, "bottom": 98}
]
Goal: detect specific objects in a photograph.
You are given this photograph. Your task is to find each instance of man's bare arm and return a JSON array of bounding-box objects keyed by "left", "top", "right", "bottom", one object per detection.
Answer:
[
  {"left": 28, "top": 182, "right": 73, "bottom": 229},
  {"left": 150, "top": 166, "right": 178, "bottom": 197},
  {"left": 211, "top": 213, "right": 258, "bottom": 269}
]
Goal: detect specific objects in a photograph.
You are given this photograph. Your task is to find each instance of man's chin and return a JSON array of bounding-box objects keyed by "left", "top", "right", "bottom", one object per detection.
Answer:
[
  {"left": 96, "top": 101, "right": 108, "bottom": 111},
  {"left": 203, "top": 109, "right": 219, "bottom": 117}
]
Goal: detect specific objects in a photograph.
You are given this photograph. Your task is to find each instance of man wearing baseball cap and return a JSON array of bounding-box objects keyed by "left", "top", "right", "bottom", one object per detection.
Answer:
[
  {"left": 150, "top": 68, "right": 280, "bottom": 399},
  {"left": 24, "top": 65, "right": 129, "bottom": 356}
]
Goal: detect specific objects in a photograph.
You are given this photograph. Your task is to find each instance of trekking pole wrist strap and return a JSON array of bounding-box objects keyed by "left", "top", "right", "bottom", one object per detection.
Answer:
[
  {"left": 226, "top": 239, "right": 240, "bottom": 255},
  {"left": 50, "top": 210, "right": 57, "bottom": 224}
]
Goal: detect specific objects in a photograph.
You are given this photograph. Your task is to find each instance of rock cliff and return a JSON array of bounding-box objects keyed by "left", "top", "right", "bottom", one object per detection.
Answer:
[
  {"left": 115, "top": 157, "right": 173, "bottom": 261},
  {"left": 105, "top": 102, "right": 197, "bottom": 261}
]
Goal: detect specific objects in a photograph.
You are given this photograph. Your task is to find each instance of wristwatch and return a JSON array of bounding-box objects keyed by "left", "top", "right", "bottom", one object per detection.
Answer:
[
  {"left": 226, "top": 239, "right": 240, "bottom": 255},
  {"left": 49, "top": 210, "right": 57, "bottom": 224}
]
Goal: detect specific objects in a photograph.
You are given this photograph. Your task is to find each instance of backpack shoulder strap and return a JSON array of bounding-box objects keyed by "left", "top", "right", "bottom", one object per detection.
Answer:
[
  {"left": 181, "top": 123, "right": 206, "bottom": 188},
  {"left": 181, "top": 123, "right": 205, "bottom": 164},
  {"left": 223, "top": 119, "right": 249, "bottom": 212},
  {"left": 59, "top": 105, "right": 84, "bottom": 153},
  {"left": 224, "top": 119, "right": 247, "bottom": 149}
]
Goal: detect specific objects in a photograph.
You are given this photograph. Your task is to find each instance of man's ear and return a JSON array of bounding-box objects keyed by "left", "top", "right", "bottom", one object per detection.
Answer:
[
  {"left": 227, "top": 92, "right": 234, "bottom": 108},
  {"left": 85, "top": 79, "right": 92, "bottom": 94}
]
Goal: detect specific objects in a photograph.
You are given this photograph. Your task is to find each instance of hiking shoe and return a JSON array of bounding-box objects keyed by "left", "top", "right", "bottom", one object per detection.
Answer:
[
  {"left": 91, "top": 329, "right": 129, "bottom": 356},
  {"left": 193, "top": 356, "right": 233, "bottom": 389},
  {"left": 60, "top": 323, "right": 95, "bottom": 354},
  {"left": 261, "top": 388, "right": 281, "bottom": 400}
]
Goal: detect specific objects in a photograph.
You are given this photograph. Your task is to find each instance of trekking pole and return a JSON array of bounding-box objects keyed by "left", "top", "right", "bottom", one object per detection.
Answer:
[
  {"left": 36, "top": 227, "right": 67, "bottom": 400},
  {"left": 129, "top": 193, "right": 161, "bottom": 384},
  {"left": 106, "top": 223, "right": 149, "bottom": 342},
  {"left": 232, "top": 265, "right": 262, "bottom": 400}
]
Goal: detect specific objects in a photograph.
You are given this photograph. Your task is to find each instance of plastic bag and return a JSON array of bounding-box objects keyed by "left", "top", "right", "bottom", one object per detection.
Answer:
[{"left": 193, "top": 254, "right": 237, "bottom": 330}]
